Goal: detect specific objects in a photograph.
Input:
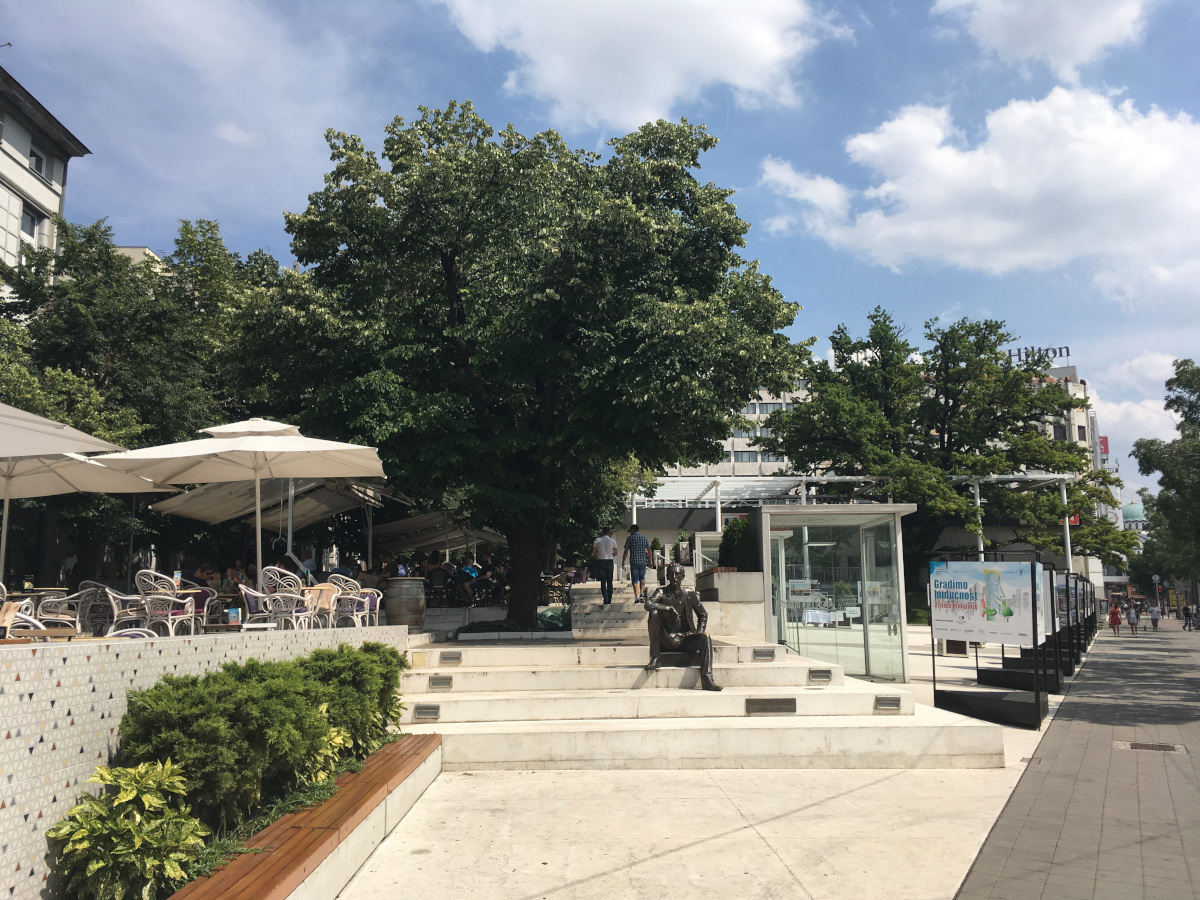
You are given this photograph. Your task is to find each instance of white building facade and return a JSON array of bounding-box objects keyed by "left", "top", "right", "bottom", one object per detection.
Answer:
[{"left": 0, "top": 66, "right": 89, "bottom": 266}]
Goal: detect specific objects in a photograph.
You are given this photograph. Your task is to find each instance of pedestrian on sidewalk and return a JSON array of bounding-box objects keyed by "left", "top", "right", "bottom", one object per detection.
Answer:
[
  {"left": 1108, "top": 602, "right": 1122, "bottom": 636},
  {"left": 591, "top": 527, "right": 618, "bottom": 605},
  {"left": 1127, "top": 603, "right": 1140, "bottom": 635},
  {"left": 622, "top": 524, "right": 650, "bottom": 602},
  {"left": 1184, "top": 605, "right": 1194, "bottom": 631},
  {"left": 1149, "top": 602, "right": 1161, "bottom": 631}
]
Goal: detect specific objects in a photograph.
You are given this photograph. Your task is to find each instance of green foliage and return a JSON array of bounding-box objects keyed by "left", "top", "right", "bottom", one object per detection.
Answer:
[
  {"left": 118, "top": 644, "right": 406, "bottom": 831},
  {"left": 260, "top": 101, "right": 804, "bottom": 625},
  {"left": 761, "top": 308, "right": 1135, "bottom": 570},
  {"left": 46, "top": 760, "right": 209, "bottom": 900},
  {"left": 303, "top": 711, "right": 353, "bottom": 786},
  {"left": 295, "top": 642, "right": 408, "bottom": 757},
  {"left": 717, "top": 516, "right": 759, "bottom": 571},
  {"left": 119, "top": 663, "right": 328, "bottom": 830},
  {"left": 1132, "top": 359, "right": 1200, "bottom": 585}
]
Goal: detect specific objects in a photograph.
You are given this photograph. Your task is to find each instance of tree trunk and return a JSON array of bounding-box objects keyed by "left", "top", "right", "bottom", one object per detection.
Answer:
[{"left": 504, "top": 513, "right": 550, "bottom": 630}]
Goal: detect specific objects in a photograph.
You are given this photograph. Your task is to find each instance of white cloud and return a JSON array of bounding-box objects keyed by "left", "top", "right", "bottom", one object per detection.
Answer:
[
  {"left": 1096, "top": 351, "right": 1178, "bottom": 397},
  {"left": 437, "top": 0, "right": 849, "bottom": 129},
  {"left": 0, "top": 0, "right": 401, "bottom": 250},
  {"left": 933, "top": 0, "right": 1154, "bottom": 83},
  {"left": 761, "top": 156, "right": 850, "bottom": 222},
  {"left": 764, "top": 87, "right": 1200, "bottom": 309}
]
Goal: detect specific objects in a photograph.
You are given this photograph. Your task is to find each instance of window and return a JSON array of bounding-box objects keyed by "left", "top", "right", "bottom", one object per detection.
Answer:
[
  {"left": 761, "top": 452, "right": 784, "bottom": 463},
  {"left": 740, "top": 403, "right": 757, "bottom": 415},
  {"left": 1052, "top": 423, "right": 1068, "bottom": 441},
  {"left": 757, "top": 425, "right": 772, "bottom": 438},
  {"left": 1077, "top": 425, "right": 1087, "bottom": 442},
  {"left": 732, "top": 428, "right": 752, "bottom": 439},
  {"left": 20, "top": 208, "right": 40, "bottom": 238},
  {"left": 734, "top": 451, "right": 759, "bottom": 462},
  {"left": 28, "top": 147, "right": 45, "bottom": 178},
  {"left": 760, "top": 402, "right": 783, "bottom": 413}
]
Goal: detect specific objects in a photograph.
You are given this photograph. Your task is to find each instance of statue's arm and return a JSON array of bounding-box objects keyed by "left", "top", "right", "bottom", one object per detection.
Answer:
[{"left": 690, "top": 591, "right": 708, "bottom": 631}]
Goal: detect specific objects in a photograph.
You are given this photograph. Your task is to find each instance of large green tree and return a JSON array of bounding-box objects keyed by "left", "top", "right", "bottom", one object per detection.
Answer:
[
  {"left": 0, "top": 218, "right": 260, "bottom": 583},
  {"left": 759, "top": 308, "right": 1136, "bottom": 584},
  {"left": 276, "top": 102, "right": 803, "bottom": 625},
  {"left": 1131, "top": 358, "right": 1200, "bottom": 594}
]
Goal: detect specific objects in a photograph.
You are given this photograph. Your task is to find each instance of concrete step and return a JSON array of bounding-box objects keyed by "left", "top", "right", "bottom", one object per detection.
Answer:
[
  {"left": 405, "top": 705, "right": 1006, "bottom": 770},
  {"left": 407, "top": 642, "right": 799, "bottom": 670},
  {"left": 398, "top": 682, "right": 913, "bottom": 724},
  {"left": 401, "top": 660, "right": 845, "bottom": 694}
]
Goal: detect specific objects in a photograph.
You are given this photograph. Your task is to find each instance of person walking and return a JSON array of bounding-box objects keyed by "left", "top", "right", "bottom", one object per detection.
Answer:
[
  {"left": 1184, "top": 604, "right": 1194, "bottom": 631},
  {"left": 1127, "top": 603, "right": 1140, "bottom": 636},
  {"left": 1108, "top": 602, "right": 1122, "bottom": 636},
  {"left": 1148, "top": 602, "right": 1161, "bottom": 632},
  {"left": 591, "top": 527, "right": 618, "bottom": 604},
  {"left": 622, "top": 524, "right": 650, "bottom": 602}
]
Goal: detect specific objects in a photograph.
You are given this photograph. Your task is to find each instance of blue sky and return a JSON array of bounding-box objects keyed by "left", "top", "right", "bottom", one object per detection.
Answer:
[{"left": 2, "top": 0, "right": 1195, "bottom": 496}]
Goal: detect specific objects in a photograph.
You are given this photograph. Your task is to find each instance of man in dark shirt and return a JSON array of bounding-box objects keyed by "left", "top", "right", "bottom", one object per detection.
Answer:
[{"left": 622, "top": 524, "right": 650, "bottom": 601}]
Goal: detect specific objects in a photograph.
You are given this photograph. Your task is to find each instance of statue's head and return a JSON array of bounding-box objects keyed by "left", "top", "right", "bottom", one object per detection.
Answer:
[{"left": 667, "top": 563, "right": 684, "bottom": 586}]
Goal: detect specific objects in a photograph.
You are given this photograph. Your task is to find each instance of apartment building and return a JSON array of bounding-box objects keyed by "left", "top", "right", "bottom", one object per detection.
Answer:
[
  {"left": 669, "top": 387, "right": 804, "bottom": 478},
  {"left": 0, "top": 66, "right": 89, "bottom": 266}
]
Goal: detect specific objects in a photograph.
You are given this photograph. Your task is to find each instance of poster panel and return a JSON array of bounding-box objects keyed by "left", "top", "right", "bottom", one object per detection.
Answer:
[{"left": 929, "top": 561, "right": 1044, "bottom": 647}]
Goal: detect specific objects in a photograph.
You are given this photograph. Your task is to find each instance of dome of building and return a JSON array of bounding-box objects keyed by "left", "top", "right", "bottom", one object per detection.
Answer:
[{"left": 1122, "top": 502, "right": 1146, "bottom": 522}]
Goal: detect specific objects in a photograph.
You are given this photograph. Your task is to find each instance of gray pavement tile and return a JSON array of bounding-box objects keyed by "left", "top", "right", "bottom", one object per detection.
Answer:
[{"left": 960, "top": 628, "right": 1200, "bottom": 900}]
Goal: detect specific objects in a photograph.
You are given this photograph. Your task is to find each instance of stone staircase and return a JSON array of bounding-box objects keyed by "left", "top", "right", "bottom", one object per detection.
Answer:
[
  {"left": 567, "top": 587, "right": 647, "bottom": 640},
  {"left": 401, "top": 638, "right": 1005, "bottom": 771}
]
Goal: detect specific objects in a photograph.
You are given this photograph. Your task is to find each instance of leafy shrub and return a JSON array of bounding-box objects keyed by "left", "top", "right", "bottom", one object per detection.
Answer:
[
  {"left": 118, "top": 661, "right": 328, "bottom": 830},
  {"left": 118, "top": 643, "right": 407, "bottom": 830},
  {"left": 295, "top": 642, "right": 407, "bottom": 757},
  {"left": 717, "top": 515, "right": 759, "bottom": 571},
  {"left": 46, "top": 760, "right": 209, "bottom": 900}
]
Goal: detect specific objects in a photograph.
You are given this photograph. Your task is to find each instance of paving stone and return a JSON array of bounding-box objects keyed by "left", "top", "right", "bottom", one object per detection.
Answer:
[{"left": 957, "top": 626, "right": 1200, "bottom": 899}]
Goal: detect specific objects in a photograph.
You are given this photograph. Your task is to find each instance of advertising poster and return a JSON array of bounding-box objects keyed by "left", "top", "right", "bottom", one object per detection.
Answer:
[{"left": 929, "top": 561, "right": 1045, "bottom": 647}]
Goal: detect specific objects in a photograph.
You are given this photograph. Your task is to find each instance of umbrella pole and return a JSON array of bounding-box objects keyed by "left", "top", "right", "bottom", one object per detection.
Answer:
[
  {"left": 0, "top": 477, "right": 10, "bottom": 584},
  {"left": 255, "top": 472, "right": 264, "bottom": 590}
]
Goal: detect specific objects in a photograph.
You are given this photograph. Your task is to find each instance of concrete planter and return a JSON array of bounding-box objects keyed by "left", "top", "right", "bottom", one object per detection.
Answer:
[{"left": 696, "top": 571, "right": 766, "bottom": 640}]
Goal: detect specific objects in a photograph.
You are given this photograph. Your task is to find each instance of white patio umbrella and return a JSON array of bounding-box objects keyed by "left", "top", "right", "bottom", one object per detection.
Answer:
[
  {"left": 97, "top": 418, "right": 386, "bottom": 586},
  {"left": 0, "top": 402, "right": 170, "bottom": 578}
]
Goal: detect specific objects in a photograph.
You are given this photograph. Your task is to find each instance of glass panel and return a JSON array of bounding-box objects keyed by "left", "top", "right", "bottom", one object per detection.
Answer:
[{"left": 768, "top": 513, "right": 904, "bottom": 680}]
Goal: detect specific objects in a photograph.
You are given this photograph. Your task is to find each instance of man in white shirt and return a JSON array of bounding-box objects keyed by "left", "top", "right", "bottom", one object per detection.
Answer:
[{"left": 591, "top": 527, "right": 619, "bottom": 604}]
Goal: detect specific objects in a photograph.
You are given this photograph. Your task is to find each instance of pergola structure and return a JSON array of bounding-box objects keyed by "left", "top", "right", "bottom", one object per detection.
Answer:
[
  {"left": 630, "top": 475, "right": 879, "bottom": 532},
  {"left": 370, "top": 510, "right": 507, "bottom": 558},
  {"left": 633, "top": 472, "right": 1081, "bottom": 573}
]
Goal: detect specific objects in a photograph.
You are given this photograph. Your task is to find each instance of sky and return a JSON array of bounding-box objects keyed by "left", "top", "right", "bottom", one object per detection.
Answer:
[{"left": 1, "top": 0, "right": 1195, "bottom": 498}]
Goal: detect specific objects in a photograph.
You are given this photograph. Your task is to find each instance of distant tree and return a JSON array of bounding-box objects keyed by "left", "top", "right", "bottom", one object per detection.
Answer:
[
  {"left": 759, "top": 308, "right": 1137, "bottom": 584},
  {"left": 1131, "top": 358, "right": 1200, "bottom": 594},
  {"left": 277, "top": 102, "right": 804, "bottom": 626},
  {"left": 0, "top": 218, "right": 261, "bottom": 582}
]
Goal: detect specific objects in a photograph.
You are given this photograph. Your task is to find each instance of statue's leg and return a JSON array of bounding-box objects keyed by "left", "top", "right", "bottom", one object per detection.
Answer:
[
  {"left": 646, "top": 611, "right": 662, "bottom": 670},
  {"left": 679, "top": 632, "right": 721, "bottom": 691}
]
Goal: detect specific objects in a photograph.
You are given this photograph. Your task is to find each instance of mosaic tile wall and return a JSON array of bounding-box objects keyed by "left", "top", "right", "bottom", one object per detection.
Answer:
[{"left": 0, "top": 625, "right": 411, "bottom": 900}]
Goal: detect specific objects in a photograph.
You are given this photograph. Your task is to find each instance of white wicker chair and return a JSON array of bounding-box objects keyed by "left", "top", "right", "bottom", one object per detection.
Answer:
[
  {"left": 131, "top": 570, "right": 195, "bottom": 636},
  {"left": 102, "top": 589, "right": 150, "bottom": 634},
  {"left": 237, "top": 584, "right": 277, "bottom": 626},
  {"left": 36, "top": 590, "right": 88, "bottom": 632},
  {"left": 261, "top": 566, "right": 312, "bottom": 629},
  {"left": 302, "top": 583, "right": 341, "bottom": 629}
]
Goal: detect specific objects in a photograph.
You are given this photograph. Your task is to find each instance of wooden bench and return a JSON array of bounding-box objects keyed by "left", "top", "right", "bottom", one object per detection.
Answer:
[{"left": 174, "top": 733, "right": 442, "bottom": 900}]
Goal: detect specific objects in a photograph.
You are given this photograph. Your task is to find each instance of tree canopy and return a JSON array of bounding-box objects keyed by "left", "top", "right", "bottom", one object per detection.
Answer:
[
  {"left": 758, "top": 308, "right": 1137, "bottom": 580},
  {"left": 1131, "top": 358, "right": 1200, "bottom": 592},
  {"left": 275, "top": 102, "right": 804, "bottom": 624}
]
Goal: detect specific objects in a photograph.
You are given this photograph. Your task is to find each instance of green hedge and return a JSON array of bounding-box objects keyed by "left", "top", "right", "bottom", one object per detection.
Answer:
[{"left": 118, "top": 642, "right": 408, "bottom": 831}]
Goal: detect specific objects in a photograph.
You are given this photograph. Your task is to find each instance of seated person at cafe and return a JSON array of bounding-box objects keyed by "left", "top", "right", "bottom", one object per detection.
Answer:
[{"left": 453, "top": 558, "right": 480, "bottom": 604}]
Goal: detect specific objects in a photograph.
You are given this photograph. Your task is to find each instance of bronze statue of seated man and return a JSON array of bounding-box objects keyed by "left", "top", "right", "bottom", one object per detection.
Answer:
[{"left": 644, "top": 563, "right": 721, "bottom": 691}]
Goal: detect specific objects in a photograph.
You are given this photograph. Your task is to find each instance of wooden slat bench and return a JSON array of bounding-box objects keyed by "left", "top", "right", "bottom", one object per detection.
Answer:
[{"left": 174, "top": 733, "right": 442, "bottom": 900}]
